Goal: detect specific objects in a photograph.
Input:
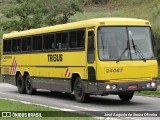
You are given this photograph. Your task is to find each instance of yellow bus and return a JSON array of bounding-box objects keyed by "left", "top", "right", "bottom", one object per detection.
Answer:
[{"left": 1, "top": 18, "right": 158, "bottom": 102}]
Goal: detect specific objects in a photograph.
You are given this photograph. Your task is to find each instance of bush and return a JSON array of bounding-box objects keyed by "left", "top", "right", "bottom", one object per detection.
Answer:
[{"left": 84, "top": 0, "right": 109, "bottom": 5}]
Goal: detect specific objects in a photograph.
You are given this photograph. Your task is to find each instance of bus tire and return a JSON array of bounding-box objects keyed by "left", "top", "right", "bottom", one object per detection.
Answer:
[
  {"left": 17, "top": 74, "right": 26, "bottom": 94},
  {"left": 118, "top": 92, "right": 134, "bottom": 101},
  {"left": 74, "top": 77, "right": 89, "bottom": 103},
  {"left": 25, "top": 75, "right": 36, "bottom": 95}
]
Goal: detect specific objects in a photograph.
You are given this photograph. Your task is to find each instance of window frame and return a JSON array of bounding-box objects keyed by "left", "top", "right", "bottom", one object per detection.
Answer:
[
  {"left": 32, "top": 35, "right": 43, "bottom": 52},
  {"left": 68, "top": 29, "right": 85, "bottom": 50},
  {"left": 12, "top": 37, "right": 22, "bottom": 53},
  {"left": 55, "top": 31, "right": 69, "bottom": 51},
  {"left": 3, "top": 39, "right": 12, "bottom": 54},
  {"left": 21, "top": 36, "right": 32, "bottom": 53},
  {"left": 43, "top": 33, "right": 56, "bottom": 51}
]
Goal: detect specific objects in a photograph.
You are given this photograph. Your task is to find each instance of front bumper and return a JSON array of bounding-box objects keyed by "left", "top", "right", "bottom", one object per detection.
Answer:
[{"left": 86, "top": 80, "right": 158, "bottom": 95}]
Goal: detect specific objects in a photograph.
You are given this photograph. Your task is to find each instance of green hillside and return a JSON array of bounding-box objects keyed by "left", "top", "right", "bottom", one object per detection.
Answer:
[{"left": 71, "top": 0, "right": 160, "bottom": 34}]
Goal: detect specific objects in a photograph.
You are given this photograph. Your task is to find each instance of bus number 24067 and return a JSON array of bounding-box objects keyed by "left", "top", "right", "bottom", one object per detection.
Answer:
[{"left": 106, "top": 68, "right": 123, "bottom": 73}]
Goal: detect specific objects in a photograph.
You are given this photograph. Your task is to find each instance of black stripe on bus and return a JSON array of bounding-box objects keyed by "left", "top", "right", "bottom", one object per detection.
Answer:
[
  {"left": 2, "top": 75, "right": 88, "bottom": 81},
  {"left": 3, "top": 48, "right": 85, "bottom": 55},
  {"left": 2, "top": 65, "right": 86, "bottom": 68}
]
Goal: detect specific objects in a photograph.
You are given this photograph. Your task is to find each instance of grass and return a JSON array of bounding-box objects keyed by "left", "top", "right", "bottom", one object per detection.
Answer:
[
  {"left": 70, "top": 0, "right": 159, "bottom": 21},
  {"left": 0, "top": 99, "right": 94, "bottom": 120},
  {"left": 135, "top": 89, "right": 160, "bottom": 97}
]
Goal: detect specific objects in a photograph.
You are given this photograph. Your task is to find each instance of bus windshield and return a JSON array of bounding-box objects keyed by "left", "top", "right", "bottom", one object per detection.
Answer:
[{"left": 98, "top": 27, "right": 154, "bottom": 61}]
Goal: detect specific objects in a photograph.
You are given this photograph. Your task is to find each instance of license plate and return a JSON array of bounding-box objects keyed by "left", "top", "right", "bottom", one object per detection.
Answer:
[{"left": 128, "top": 85, "right": 138, "bottom": 90}]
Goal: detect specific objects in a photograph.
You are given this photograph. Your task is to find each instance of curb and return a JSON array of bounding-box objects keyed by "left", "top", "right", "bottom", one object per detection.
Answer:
[{"left": 135, "top": 94, "right": 160, "bottom": 98}]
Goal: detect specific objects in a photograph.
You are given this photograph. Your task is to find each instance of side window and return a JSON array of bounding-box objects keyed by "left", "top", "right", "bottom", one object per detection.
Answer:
[
  {"left": 33, "top": 35, "right": 42, "bottom": 51},
  {"left": 56, "top": 33, "right": 61, "bottom": 49},
  {"left": 88, "top": 31, "right": 95, "bottom": 63},
  {"left": 3, "top": 39, "right": 12, "bottom": 53},
  {"left": 22, "top": 37, "right": 31, "bottom": 52},
  {"left": 56, "top": 32, "right": 68, "bottom": 50},
  {"left": 12, "top": 38, "right": 21, "bottom": 52},
  {"left": 69, "top": 29, "right": 85, "bottom": 49},
  {"left": 61, "top": 32, "right": 68, "bottom": 49},
  {"left": 77, "top": 30, "right": 85, "bottom": 48},
  {"left": 69, "top": 31, "right": 77, "bottom": 48},
  {"left": 44, "top": 34, "right": 55, "bottom": 50}
]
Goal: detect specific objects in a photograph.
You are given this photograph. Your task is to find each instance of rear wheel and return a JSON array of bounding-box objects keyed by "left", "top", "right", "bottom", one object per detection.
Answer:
[
  {"left": 17, "top": 74, "right": 26, "bottom": 94},
  {"left": 74, "top": 77, "right": 89, "bottom": 103},
  {"left": 118, "top": 92, "right": 134, "bottom": 101},
  {"left": 25, "top": 75, "right": 36, "bottom": 95}
]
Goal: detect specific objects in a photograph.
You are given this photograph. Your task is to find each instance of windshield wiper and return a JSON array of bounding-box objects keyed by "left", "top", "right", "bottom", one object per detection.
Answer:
[
  {"left": 116, "top": 39, "right": 130, "bottom": 63},
  {"left": 131, "top": 37, "right": 146, "bottom": 62}
]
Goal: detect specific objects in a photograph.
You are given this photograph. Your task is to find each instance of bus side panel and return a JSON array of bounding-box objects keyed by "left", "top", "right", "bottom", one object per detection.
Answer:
[{"left": 2, "top": 51, "right": 87, "bottom": 92}]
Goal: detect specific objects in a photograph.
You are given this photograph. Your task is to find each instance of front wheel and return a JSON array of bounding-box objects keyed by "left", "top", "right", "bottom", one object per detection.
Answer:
[
  {"left": 118, "top": 92, "right": 134, "bottom": 101},
  {"left": 25, "top": 75, "right": 36, "bottom": 95},
  {"left": 74, "top": 77, "right": 89, "bottom": 103}
]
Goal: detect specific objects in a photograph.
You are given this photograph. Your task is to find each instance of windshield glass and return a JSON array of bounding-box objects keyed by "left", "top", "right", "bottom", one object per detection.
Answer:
[{"left": 98, "top": 27, "right": 154, "bottom": 61}]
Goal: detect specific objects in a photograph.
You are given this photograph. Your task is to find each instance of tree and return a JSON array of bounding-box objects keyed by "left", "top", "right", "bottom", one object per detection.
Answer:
[
  {"left": 44, "top": 0, "right": 83, "bottom": 25},
  {"left": 2, "top": 0, "right": 44, "bottom": 31},
  {"left": 1, "top": 0, "right": 84, "bottom": 31}
]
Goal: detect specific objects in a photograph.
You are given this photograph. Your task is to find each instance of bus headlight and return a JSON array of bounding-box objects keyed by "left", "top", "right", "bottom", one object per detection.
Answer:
[
  {"left": 106, "top": 85, "right": 111, "bottom": 90},
  {"left": 151, "top": 82, "right": 156, "bottom": 88},
  {"left": 111, "top": 85, "right": 117, "bottom": 90},
  {"left": 146, "top": 83, "right": 151, "bottom": 88}
]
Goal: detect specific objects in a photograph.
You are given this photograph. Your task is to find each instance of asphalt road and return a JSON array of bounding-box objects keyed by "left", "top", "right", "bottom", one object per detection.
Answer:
[{"left": 0, "top": 83, "right": 160, "bottom": 120}]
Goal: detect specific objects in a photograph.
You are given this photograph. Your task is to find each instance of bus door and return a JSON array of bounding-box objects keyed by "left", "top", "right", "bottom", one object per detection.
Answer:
[{"left": 87, "top": 29, "right": 98, "bottom": 93}]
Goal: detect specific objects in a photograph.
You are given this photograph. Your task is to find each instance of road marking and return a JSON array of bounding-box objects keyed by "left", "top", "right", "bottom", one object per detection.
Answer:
[
  {"left": 105, "top": 118, "right": 123, "bottom": 120},
  {"left": 125, "top": 117, "right": 140, "bottom": 120},
  {"left": 0, "top": 91, "right": 98, "bottom": 111},
  {"left": 0, "top": 92, "right": 76, "bottom": 111},
  {"left": 72, "top": 105, "right": 100, "bottom": 111},
  {"left": 0, "top": 92, "right": 34, "bottom": 99},
  {"left": 0, "top": 97, "right": 75, "bottom": 111},
  {"left": 0, "top": 97, "right": 109, "bottom": 120}
]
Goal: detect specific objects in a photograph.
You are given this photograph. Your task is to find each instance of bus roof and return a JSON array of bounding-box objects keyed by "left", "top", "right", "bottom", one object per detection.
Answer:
[{"left": 3, "top": 18, "right": 150, "bottom": 39}]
